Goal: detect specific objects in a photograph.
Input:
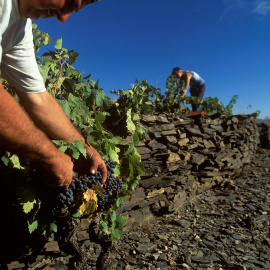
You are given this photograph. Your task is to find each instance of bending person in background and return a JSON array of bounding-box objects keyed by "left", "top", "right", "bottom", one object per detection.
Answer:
[
  {"left": 0, "top": 0, "right": 107, "bottom": 188},
  {"left": 172, "top": 67, "right": 206, "bottom": 112}
]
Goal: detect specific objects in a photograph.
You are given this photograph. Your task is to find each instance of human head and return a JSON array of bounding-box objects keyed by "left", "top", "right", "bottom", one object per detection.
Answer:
[
  {"left": 171, "top": 67, "right": 183, "bottom": 78},
  {"left": 19, "top": 0, "right": 99, "bottom": 23}
]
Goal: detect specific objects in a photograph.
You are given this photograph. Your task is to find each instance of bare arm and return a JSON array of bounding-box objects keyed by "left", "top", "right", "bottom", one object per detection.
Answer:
[
  {"left": 16, "top": 90, "right": 107, "bottom": 184},
  {"left": 182, "top": 72, "right": 192, "bottom": 96},
  {"left": 0, "top": 83, "right": 73, "bottom": 187},
  {"left": 16, "top": 90, "right": 84, "bottom": 142}
]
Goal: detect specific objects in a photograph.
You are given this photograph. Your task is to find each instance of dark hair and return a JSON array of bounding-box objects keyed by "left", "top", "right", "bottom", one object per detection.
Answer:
[{"left": 171, "top": 67, "right": 182, "bottom": 75}]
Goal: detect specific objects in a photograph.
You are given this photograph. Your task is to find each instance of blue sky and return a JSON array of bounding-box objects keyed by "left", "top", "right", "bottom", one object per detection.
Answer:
[{"left": 35, "top": 0, "right": 270, "bottom": 118}]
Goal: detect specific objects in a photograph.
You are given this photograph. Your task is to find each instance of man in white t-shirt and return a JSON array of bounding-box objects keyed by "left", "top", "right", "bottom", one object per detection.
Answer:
[{"left": 0, "top": 0, "right": 107, "bottom": 187}]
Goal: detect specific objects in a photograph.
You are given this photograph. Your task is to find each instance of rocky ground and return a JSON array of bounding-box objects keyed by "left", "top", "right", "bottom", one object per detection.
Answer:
[
  {"left": 1, "top": 148, "right": 270, "bottom": 270},
  {"left": 111, "top": 147, "right": 270, "bottom": 270}
]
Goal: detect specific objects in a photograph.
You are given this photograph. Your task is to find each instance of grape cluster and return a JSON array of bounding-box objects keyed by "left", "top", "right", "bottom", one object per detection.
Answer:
[
  {"left": 97, "top": 161, "right": 123, "bottom": 212},
  {"left": 58, "top": 188, "right": 74, "bottom": 207},
  {"left": 53, "top": 160, "right": 123, "bottom": 213},
  {"left": 55, "top": 93, "right": 65, "bottom": 100},
  {"left": 97, "top": 174, "right": 123, "bottom": 212}
]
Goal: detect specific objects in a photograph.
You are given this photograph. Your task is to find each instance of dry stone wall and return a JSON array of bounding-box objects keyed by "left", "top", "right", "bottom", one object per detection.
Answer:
[
  {"left": 3, "top": 113, "right": 267, "bottom": 270},
  {"left": 118, "top": 113, "right": 260, "bottom": 230},
  {"left": 258, "top": 122, "right": 270, "bottom": 149}
]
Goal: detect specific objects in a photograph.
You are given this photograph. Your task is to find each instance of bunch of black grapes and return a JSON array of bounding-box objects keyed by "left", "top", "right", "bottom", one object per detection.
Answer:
[
  {"left": 96, "top": 160, "right": 123, "bottom": 212},
  {"left": 55, "top": 93, "right": 65, "bottom": 100},
  {"left": 53, "top": 160, "right": 123, "bottom": 213}
]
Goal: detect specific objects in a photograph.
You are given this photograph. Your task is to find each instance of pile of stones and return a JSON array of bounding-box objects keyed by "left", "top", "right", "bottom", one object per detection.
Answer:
[
  {"left": 113, "top": 147, "right": 270, "bottom": 270},
  {"left": 118, "top": 113, "right": 262, "bottom": 230}
]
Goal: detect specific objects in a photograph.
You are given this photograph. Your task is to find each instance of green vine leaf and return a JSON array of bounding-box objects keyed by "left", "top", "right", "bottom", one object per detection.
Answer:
[
  {"left": 50, "top": 223, "right": 58, "bottom": 233},
  {"left": 128, "top": 175, "right": 141, "bottom": 191},
  {"left": 108, "top": 137, "right": 122, "bottom": 145},
  {"left": 131, "top": 152, "right": 145, "bottom": 174},
  {"left": 116, "top": 196, "right": 127, "bottom": 208},
  {"left": 52, "top": 140, "right": 86, "bottom": 159},
  {"left": 133, "top": 113, "right": 140, "bottom": 121},
  {"left": 57, "top": 99, "right": 72, "bottom": 115},
  {"left": 124, "top": 143, "right": 135, "bottom": 155},
  {"left": 55, "top": 38, "right": 62, "bottom": 50},
  {"left": 100, "top": 220, "right": 109, "bottom": 236},
  {"left": 28, "top": 220, "right": 38, "bottom": 234},
  {"left": 59, "top": 146, "right": 68, "bottom": 153},
  {"left": 17, "top": 181, "right": 38, "bottom": 215},
  {"left": 109, "top": 149, "right": 120, "bottom": 164},
  {"left": 10, "top": 154, "right": 24, "bottom": 170},
  {"left": 73, "top": 210, "right": 82, "bottom": 218},
  {"left": 72, "top": 140, "right": 87, "bottom": 158},
  {"left": 1, "top": 156, "right": 9, "bottom": 166},
  {"left": 95, "top": 111, "right": 106, "bottom": 124},
  {"left": 69, "top": 145, "right": 81, "bottom": 159},
  {"left": 111, "top": 211, "right": 126, "bottom": 240},
  {"left": 38, "top": 65, "right": 50, "bottom": 83},
  {"left": 22, "top": 200, "right": 37, "bottom": 214},
  {"left": 113, "top": 166, "right": 120, "bottom": 176}
]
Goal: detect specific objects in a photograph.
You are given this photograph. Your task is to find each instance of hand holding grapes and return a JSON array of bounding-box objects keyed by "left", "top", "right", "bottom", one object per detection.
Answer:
[
  {"left": 74, "top": 143, "right": 107, "bottom": 186},
  {"left": 85, "top": 143, "right": 107, "bottom": 185},
  {"left": 43, "top": 151, "right": 74, "bottom": 188}
]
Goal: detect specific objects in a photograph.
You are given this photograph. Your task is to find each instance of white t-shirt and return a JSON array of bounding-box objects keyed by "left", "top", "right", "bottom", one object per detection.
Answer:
[{"left": 0, "top": 0, "right": 46, "bottom": 93}]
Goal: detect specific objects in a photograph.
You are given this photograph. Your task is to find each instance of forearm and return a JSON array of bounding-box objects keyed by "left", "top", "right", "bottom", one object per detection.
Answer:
[
  {"left": 182, "top": 72, "right": 191, "bottom": 96},
  {"left": 17, "top": 90, "right": 107, "bottom": 184},
  {"left": 17, "top": 90, "right": 86, "bottom": 145},
  {"left": 0, "top": 84, "right": 60, "bottom": 162}
]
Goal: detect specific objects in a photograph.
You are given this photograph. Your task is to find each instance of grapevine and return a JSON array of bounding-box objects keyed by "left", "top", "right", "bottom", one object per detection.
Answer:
[{"left": 37, "top": 160, "right": 123, "bottom": 217}]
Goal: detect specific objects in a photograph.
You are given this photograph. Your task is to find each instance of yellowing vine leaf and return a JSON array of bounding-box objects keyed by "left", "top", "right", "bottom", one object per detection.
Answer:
[
  {"left": 126, "top": 109, "right": 136, "bottom": 132},
  {"left": 79, "top": 190, "right": 98, "bottom": 217},
  {"left": 92, "top": 185, "right": 105, "bottom": 193},
  {"left": 83, "top": 189, "right": 97, "bottom": 202},
  {"left": 79, "top": 201, "right": 97, "bottom": 217}
]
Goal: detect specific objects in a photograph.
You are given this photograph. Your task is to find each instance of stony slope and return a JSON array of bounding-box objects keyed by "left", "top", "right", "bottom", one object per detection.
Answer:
[
  {"left": 111, "top": 148, "right": 270, "bottom": 270},
  {"left": 1, "top": 148, "right": 270, "bottom": 270}
]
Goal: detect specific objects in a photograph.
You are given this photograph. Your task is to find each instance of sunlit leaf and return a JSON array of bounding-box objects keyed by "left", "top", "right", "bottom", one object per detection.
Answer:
[
  {"left": 109, "top": 149, "right": 120, "bottom": 164},
  {"left": 10, "top": 154, "right": 24, "bottom": 170},
  {"left": 55, "top": 38, "right": 62, "bottom": 50},
  {"left": 83, "top": 189, "right": 97, "bottom": 203},
  {"left": 28, "top": 220, "right": 38, "bottom": 234},
  {"left": 22, "top": 200, "right": 37, "bottom": 214}
]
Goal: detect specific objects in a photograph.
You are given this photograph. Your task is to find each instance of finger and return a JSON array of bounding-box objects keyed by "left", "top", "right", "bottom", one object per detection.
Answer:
[
  {"left": 90, "top": 168, "right": 96, "bottom": 175},
  {"left": 46, "top": 173, "right": 72, "bottom": 188},
  {"left": 99, "top": 164, "right": 108, "bottom": 185},
  {"left": 46, "top": 177, "right": 65, "bottom": 187}
]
